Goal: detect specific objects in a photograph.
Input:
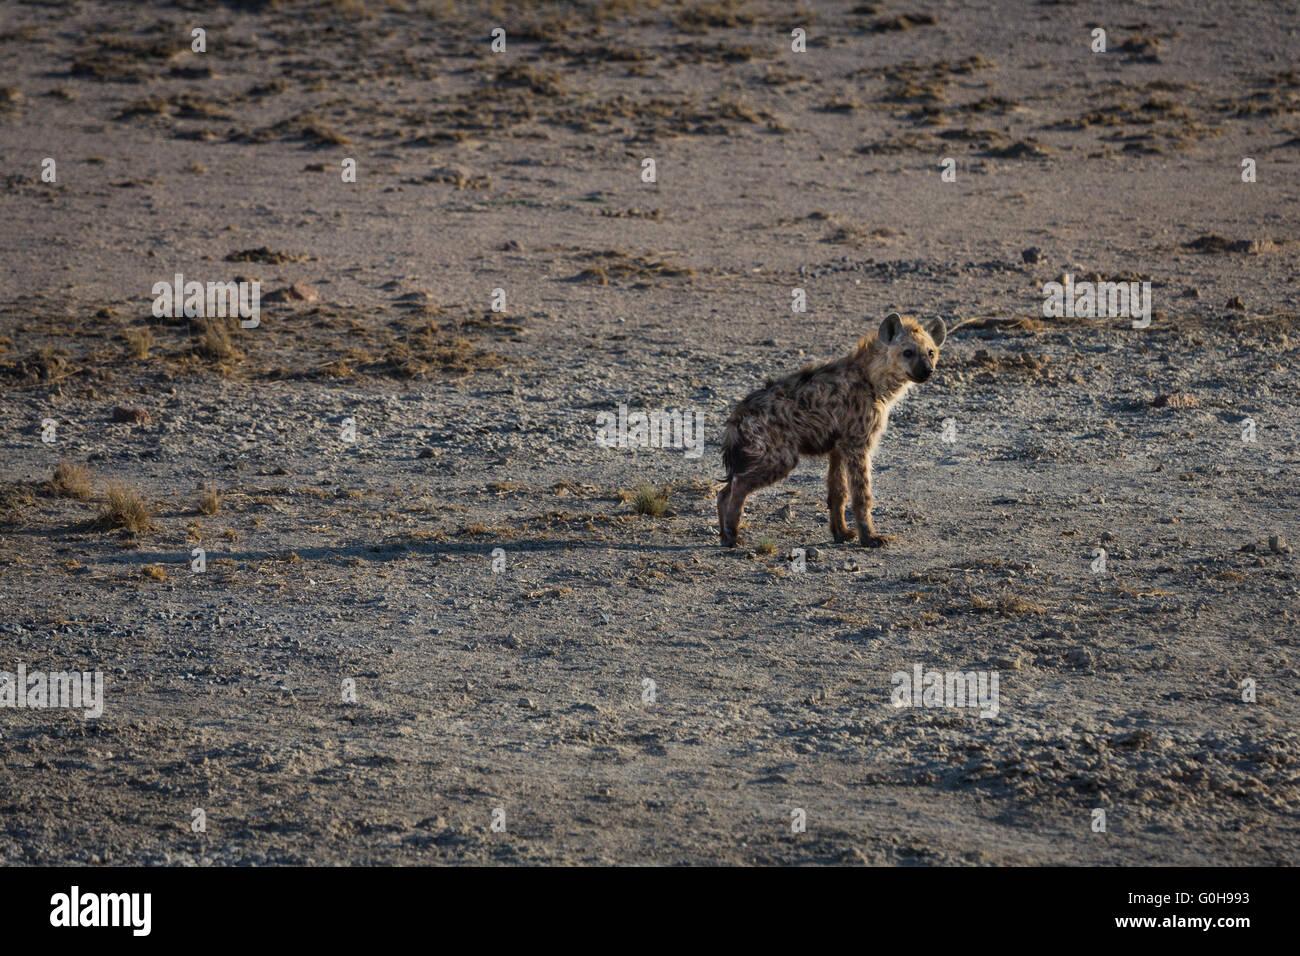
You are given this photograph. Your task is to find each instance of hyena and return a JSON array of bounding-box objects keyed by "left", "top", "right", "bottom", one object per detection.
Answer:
[{"left": 718, "top": 312, "right": 946, "bottom": 547}]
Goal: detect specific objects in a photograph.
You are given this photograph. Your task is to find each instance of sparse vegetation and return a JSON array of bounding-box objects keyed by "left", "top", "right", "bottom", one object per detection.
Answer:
[
  {"left": 194, "top": 317, "right": 240, "bottom": 361},
  {"left": 630, "top": 484, "right": 669, "bottom": 516},
  {"left": 970, "top": 591, "right": 1048, "bottom": 616},
  {"left": 571, "top": 250, "right": 695, "bottom": 285},
  {"left": 198, "top": 490, "right": 222, "bottom": 515},
  {"left": 0, "top": 482, "right": 36, "bottom": 516},
  {"left": 94, "top": 483, "right": 153, "bottom": 532},
  {"left": 125, "top": 327, "right": 153, "bottom": 359},
  {"left": 50, "top": 463, "right": 93, "bottom": 499}
]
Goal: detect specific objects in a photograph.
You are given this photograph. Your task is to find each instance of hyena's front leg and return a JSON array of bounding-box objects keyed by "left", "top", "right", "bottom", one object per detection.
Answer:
[
  {"left": 826, "top": 450, "right": 853, "bottom": 543},
  {"left": 842, "top": 448, "right": 885, "bottom": 548}
]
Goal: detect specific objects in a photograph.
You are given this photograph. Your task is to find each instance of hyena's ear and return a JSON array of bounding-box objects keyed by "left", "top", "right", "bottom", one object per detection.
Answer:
[
  {"left": 879, "top": 312, "right": 903, "bottom": 344},
  {"left": 926, "top": 316, "right": 947, "bottom": 347}
]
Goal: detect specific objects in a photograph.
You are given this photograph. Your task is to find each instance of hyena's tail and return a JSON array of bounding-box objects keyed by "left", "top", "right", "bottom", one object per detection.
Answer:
[{"left": 718, "top": 417, "right": 749, "bottom": 485}]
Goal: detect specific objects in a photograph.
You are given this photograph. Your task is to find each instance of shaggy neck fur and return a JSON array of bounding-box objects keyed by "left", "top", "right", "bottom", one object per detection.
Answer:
[{"left": 854, "top": 334, "right": 914, "bottom": 406}]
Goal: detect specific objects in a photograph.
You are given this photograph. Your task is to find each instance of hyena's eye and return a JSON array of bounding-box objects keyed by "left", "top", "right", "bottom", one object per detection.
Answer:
[
  {"left": 929, "top": 349, "right": 935, "bottom": 358},
  {"left": 904, "top": 348, "right": 915, "bottom": 358}
]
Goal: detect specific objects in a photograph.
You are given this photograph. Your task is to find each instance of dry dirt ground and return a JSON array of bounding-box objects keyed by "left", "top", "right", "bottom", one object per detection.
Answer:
[{"left": 0, "top": 0, "right": 1298, "bottom": 865}]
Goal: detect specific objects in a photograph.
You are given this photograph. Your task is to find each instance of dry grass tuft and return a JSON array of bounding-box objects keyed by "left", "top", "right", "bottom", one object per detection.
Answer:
[
  {"left": 95, "top": 483, "right": 153, "bottom": 532},
  {"left": 194, "top": 317, "right": 240, "bottom": 361},
  {"left": 570, "top": 250, "right": 694, "bottom": 285},
  {"left": 125, "top": 327, "right": 153, "bottom": 359},
  {"left": 0, "top": 483, "right": 36, "bottom": 516},
  {"left": 198, "top": 490, "right": 222, "bottom": 515},
  {"left": 50, "top": 462, "right": 92, "bottom": 499},
  {"left": 971, "top": 591, "right": 1047, "bottom": 616},
  {"left": 630, "top": 484, "right": 669, "bottom": 516}
]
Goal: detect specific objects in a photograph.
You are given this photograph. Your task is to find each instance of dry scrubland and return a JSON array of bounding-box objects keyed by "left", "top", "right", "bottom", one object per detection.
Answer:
[{"left": 0, "top": 0, "right": 1297, "bottom": 864}]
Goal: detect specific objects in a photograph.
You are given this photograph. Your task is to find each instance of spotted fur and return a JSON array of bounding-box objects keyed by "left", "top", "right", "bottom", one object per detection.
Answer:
[{"left": 718, "top": 312, "right": 946, "bottom": 547}]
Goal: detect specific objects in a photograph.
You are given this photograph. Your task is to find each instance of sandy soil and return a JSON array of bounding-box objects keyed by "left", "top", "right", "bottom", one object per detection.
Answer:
[{"left": 0, "top": 0, "right": 1297, "bottom": 865}]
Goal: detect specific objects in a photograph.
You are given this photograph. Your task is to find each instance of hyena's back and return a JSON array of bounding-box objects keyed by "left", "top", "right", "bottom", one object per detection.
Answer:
[{"left": 720, "top": 357, "right": 865, "bottom": 482}]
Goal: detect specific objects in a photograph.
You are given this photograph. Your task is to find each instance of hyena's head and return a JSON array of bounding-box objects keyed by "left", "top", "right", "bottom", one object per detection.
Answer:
[{"left": 877, "top": 312, "right": 946, "bottom": 384}]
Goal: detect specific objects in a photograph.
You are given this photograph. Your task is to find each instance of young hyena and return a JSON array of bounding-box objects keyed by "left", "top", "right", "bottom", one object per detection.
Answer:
[{"left": 718, "top": 312, "right": 946, "bottom": 548}]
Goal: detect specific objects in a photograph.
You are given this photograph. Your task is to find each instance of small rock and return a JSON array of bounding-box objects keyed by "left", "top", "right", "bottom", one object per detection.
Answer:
[
  {"left": 806, "top": 547, "right": 822, "bottom": 562},
  {"left": 265, "top": 281, "right": 320, "bottom": 304},
  {"left": 517, "top": 697, "right": 536, "bottom": 710},
  {"left": 1021, "top": 247, "right": 1041, "bottom": 264},
  {"left": 287, "top": 281, "right": 319, "bottom": 302},
  {"left": 1269, "top": 535, "right": 1291, "bottom": 555},
  {"left": 1065, "top": 646, "right": 1093, "bottom": 668},
  {"left": 111, "top": 405, "right": 152, "bottom": 424},
  {"left": 1226, "top": 296, "right": 1246, "bottom": 311}
]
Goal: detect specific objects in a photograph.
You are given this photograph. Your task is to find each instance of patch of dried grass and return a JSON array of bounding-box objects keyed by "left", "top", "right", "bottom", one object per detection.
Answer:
[
  {"left": 50, "top": 462, "right": 92, "bottom": 499},
  {"left": 95, "top": 483, "right": 153, "bottom": 532}
]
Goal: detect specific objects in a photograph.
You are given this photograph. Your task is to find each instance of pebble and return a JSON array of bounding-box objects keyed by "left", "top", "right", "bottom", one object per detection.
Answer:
[
  {"left": 1065, "top": 647, "right": 1093, "bottom": 668},
  {"left": 112, "top": 405, "right": 152, "bottom": 424}
]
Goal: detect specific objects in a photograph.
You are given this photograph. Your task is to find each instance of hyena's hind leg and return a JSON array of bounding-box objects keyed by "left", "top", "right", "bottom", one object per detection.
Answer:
[
  {"left": 826, "top": 450, "right": 853, "bottom": 543},
  {"left": 721, "top": 450, "right": 798, "bottom": 547},
  {"left": 717, "top": 484, "right": 733, "bottom": 544},
  {"left": 842, "top": 447, "right": 885, "bottom": 548}
]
